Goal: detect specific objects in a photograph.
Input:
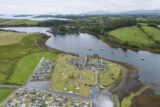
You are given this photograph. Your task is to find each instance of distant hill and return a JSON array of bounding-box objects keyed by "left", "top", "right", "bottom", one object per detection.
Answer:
[
  {"left": 33, "top": 15, "right": 55, "bottom": 18},
  {"left": 81, "top": 11, "right": 115, "bottom": 15},
  {"left": 81, "top": 9, "right": 160, "bottom": 15},
  {"left": 14, "top": 15, "right": 33, "bottom": 17},
  {"left": 120, "top": 9, "right": 160, "bottom": 15}
]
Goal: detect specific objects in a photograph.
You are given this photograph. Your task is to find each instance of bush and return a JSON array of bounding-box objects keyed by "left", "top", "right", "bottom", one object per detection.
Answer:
[{"left": 124, "top": 41, "right": 129, "bottom": 46}]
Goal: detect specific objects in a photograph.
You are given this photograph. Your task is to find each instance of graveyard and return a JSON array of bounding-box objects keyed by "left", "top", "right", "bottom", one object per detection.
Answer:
[
  {"left": 1, "top": 88, "right": 91, "bottom": 107},
  {"left": 51, "top": 54, "right": 122, "bottom": 97}
]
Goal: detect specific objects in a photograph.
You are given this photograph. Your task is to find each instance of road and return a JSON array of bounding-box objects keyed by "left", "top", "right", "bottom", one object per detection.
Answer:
[
  {"left": 90, "top": 71, "right": 99, "bottom": 99},
  {"left": 47, "top": 89, "right": 92, "bottom": 101},
  {"left": 0, "top": 85, "right": 21, "bottom": 88},
  {"left": 0, "top": 57, "right": 111, "bottom": 106}
]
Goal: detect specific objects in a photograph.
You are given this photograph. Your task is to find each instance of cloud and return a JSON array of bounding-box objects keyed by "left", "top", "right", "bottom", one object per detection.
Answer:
[{"left": 0, "top": 0, "right": 160, "bottom": 14}]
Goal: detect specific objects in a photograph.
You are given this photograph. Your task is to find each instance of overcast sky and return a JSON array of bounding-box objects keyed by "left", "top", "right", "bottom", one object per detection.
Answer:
[{"left": 0, "top": 0, "right": 160, "bottom": 15}]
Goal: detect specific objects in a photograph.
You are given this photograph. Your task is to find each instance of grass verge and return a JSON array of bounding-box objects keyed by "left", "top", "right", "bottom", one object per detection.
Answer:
[{"left": 0, "top": 88, "right": 15, "bottom": 102}]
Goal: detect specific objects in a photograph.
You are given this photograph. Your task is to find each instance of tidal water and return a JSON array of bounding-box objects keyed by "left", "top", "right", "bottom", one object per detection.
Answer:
[
  {"left": 1, "top": 27, "right": 160, "bottom": 107},
  {"left": 1, "top": 27, "right": 160, "bottom": 85}
]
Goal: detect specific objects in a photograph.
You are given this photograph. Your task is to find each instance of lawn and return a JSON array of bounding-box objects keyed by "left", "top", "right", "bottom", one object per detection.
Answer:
[
  {"left": 142, "top": 26, "right": 160, "bottom": 41},
  {"left": 0, "top": 31, "right": 27, "bottom": 46},
  {"left": 0, "top": 19, "right": 39, "bottom": 26},
  {"left": 0, "top": 88, "right": 15, "bottom": 102},
  {"left": 51, "top": 54, "right": 95, "bottom": 96},
  {"left": 98, "top": 61, "right": 122, "bottom": 87},
  {"left": 7, "top": 52, "right": 58, "bottom": 84},
  {"left": 0, "top": 31, "right": 57, "bottom": 85},
  {"left": 109, "top": 26, "right": 154, "bottom": 46}
]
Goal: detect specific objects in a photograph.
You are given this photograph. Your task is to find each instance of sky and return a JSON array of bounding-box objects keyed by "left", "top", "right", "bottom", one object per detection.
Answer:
[{"left": 0, "top": 0, "right": 160, "bottom": 15}]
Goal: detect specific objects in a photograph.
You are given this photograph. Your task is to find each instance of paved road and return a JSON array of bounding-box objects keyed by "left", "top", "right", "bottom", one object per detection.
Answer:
[
  {"left": 0, "top": 85, "right": 21, "bottom": 88},
  {"left": 0, "top": 57, "right": 98, "bottom": 104},
  {"left": 47, "top": 89, "right": 92, "bottom": 101},
  {"left": 90, "top": 70, "right": 99, "bottom": 99},
  {"left": 90, "top": 85, "right": 99, "bottom": 99}
]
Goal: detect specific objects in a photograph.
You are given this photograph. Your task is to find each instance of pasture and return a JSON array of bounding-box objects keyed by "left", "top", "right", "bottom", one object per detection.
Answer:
[
  {"left": 0, "top": 19, "right": 39, "bottom": 26},
  {"left": 142, "top": 26, "right": 160, "bottom": 41},
  {"left": 109, "top": 26, "right": 155, "bottom": 46},
  {"left": 7, "top": 52, "right": 58, "bottom": 84},
  {"left": 0, "top": 31, "right": 57, "bottom": 85},
  {"left": 0, "top": 31, "right": 27, "bottom": 46}
]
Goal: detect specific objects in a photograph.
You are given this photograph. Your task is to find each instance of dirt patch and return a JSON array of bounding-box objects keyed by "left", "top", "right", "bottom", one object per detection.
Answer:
[{"left": 131, "top": 88, "right": 160, "bottom": 107}]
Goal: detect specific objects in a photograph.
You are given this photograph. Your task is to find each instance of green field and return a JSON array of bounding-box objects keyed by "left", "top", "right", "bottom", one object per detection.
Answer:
[
  {"left": 0, "top": 88, "right": 15, "bottom": 102},
  {"left": 51, "top": 54, "right": 95, "bottom": 96},
  {"left": 0, "top": 19, "right": 39, "bottom": 26},
  {"left": 142, "top": 26, "right": 160, "bottom": 41},
  {"left": 7, "top": 52, "right": 58, "bottom": 84},
  {"left": 109, "top": 26, "right": 154, "bottom": 47},
  {"left": 0, "top": 18, "right": 8, "bottom": 23},
  {"left": 0, "top": 31, "right": 57, "bottom": 84},
  {"left": 0, "top": 33, "right": 40, "bottom": 84},
  {"left": 98, "top": 61, "right": 122, "bottom": 87},
  {"left": 138, "top": 23, "right": 148, "bottom": 26},
  {"left": 0, "top": 31, "right": 27, "bottom": 46}
]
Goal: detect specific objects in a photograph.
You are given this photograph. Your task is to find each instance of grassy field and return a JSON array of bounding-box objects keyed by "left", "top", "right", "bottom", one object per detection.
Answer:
[
  {"left": 0, "top": 31, "right": 27, "bottom": 46},
  {"left": 0, "top": 19, "right": 39, "bottom": 26},
  {"left": 138, "top": 23, "right": 148, "bottom": 26},
  {"left": 0, "top": 18, "right": 9, "bottom": 23},
  {"left": 7, "top": 52, "right": 58, "bottom": 84},
  {"left": 51, "top": 54, "right": 95, "bottom": 96},
  {"left": 0, "top": 33, "right": 40, "bottom": 84},
  {"left": 98, "top": 61, "right": 122, "bottom": 87},
  {"left": 141, "top": 26, "right": 160, "bottom": 41},
  {"left": 0, "top": 31, "right": 57, "bottom": 85},
  {"left": 0, "top": 88, "right": 15, "bottom": 102},
  {"left": 109, "top": 26, "right": 155, "bottom": 47}
]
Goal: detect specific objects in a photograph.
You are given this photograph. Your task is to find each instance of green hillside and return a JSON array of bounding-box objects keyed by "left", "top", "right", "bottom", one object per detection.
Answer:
[
  {"left": 141, "top": 26, "right": 160, "bottom": 41},
  {"left": 108, "top": 26, "right": 154, "bottom": 47},
  {"left": 0, "top": 19, "right": 38, "bottom": 26}
]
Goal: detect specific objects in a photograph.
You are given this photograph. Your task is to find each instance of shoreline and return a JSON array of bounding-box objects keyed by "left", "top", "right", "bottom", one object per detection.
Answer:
[
  {"left": 51, "top": 29, "right": 160, "bottom": 53},
  {"left": 99, "top": 35, "right": 160, "bottom": 53},
  {"left": 42, "top": 36, "right": 143, "bottom": 105}
]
